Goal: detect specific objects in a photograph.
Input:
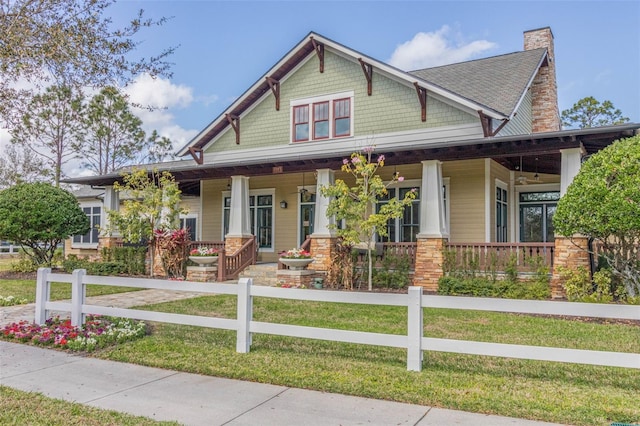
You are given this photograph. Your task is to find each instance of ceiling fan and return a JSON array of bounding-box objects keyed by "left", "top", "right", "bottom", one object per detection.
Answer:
[{"left": 516, "top": 156, "right": 543, "bottom": 185}]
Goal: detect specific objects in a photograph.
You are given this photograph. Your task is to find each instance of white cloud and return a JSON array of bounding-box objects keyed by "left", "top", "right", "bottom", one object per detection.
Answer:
[{"left": 388, "top": 25, "right": 497, "bottom": 71}]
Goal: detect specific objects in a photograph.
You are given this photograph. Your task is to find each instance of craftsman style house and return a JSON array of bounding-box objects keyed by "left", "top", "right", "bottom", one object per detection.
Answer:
[{"left": 66, "top": 27, "right": 640, "bottom": 294}]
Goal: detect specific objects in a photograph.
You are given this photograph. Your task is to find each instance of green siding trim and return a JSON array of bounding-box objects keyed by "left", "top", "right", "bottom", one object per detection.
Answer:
[
  {"left": 205, "top": 50, "right": 477, "bottom": 154},
  {"left": 500, "top": 90, "right": 532, "bottom": 136}
]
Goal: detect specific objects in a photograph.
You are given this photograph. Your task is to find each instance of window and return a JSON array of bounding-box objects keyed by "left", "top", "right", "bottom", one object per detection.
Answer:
[
  {"left": 179, "top": 215, "right": 198, "bottom": 242},
  {"left": 496, "top": 185, "right": 508, "bottom": 242},
  {"left": 291, "top": 92, "right": 353, "bottom": 142},
  {"left": 293, "top": 105, "right": 309, "bottom": 142},
  {"left": 376, "top": 186, "right": 421, "bottom": 243},
  {"left": 519, "top": 191, "right": 559, "bottom": 242},
  {"left": 223, "top": 191, "right": 274, "bottom": 250},
  {"left": 73, "top": 205, "right": 101, "bottom": 246}
]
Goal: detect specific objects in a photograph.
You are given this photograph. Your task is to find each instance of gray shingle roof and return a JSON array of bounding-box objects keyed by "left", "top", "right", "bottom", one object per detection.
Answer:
[{"left": 409, "top": 48, "right": 547, "bottom": 117}]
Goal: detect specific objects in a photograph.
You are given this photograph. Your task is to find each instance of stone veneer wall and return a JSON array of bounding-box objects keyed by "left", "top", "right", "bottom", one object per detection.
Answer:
[
  {"left": 550, "top": 236, "right": 591, "bottom": 299},
  {"left": 309, "top": 236, "right": 338, "bottom": 272},
  {"left": 524, "top": 27, "right": 561, "bottom": 133},
  {"left": 412, "top": 238, "right": 447, "bottom": 292},
  {"left": 225, "top": 236, "right": 253, "bottom": 255}
]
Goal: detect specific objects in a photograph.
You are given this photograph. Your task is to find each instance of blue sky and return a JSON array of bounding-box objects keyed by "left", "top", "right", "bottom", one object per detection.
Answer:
[{"left": 6, "top": 0, "right": 637, "bottom": 177}]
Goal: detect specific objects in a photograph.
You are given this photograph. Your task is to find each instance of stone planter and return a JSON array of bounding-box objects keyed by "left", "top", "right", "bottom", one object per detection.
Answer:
[
  {"left": 279, "top": 257, "right": 313, "bottom": 270},
  {"left": 189, "top": 256, "right": 219, "bottom": 266}
]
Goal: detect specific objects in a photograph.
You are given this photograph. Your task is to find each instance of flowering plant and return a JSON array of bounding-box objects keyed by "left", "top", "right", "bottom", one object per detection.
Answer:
[
  {"left": 280, "top": 248, "right": 312, "bottom": 259},
  {"left": 190, "top": 246, "right": 219, "bottom": 256}
]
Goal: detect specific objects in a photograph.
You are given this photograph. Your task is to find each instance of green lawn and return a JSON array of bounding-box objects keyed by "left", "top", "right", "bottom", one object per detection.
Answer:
[
  {"left": 96, "top": 295, "right": 640, "bottom": 426},
  {"left": 0, "top": 279, "right": 142, "bottom": 304},
  {"left": 0, "top": 386, "right": 178, "bottom": 425}
]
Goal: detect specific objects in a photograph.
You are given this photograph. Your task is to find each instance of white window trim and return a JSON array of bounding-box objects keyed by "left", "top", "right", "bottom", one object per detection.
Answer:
[
  {"left": 179, "top": 213, "right": 199, "bottom": 241},
  {"left": 290, "top": 91, "right": 354, "bottom": 144},
  {"left": 495, "top": 179, "right": 508, "bottom": 243},
  {"left": 221, "top": 188, "right": 276, "bottom": 252},
  {"left": 297, "top": 186, "right": 316, "bottom": 247},
  {"left": 72, "top": 202, "right": 102, "bottom": 249}
]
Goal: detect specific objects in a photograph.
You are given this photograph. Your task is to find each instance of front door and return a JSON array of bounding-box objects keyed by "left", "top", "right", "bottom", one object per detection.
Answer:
[{"left": 299, "top": 192, "right": 315, "bottom": 245}]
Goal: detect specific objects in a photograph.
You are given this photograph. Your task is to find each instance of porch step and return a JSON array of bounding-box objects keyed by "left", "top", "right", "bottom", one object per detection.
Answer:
[{"left": 238, "top": 263, "right": 279, "bottom": 286}]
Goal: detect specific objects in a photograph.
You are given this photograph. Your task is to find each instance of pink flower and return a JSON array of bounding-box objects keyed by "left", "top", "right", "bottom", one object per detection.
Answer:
[
  {"left": 398, "top": 176, "right": 404, "bottom": 182},
  {"left": 377, "top": 154, "right": 385, "bottom": 162},
  {"left": 363, "top": 146, "right": 375, "bottom": 153},
  {"left": 352, "top": 157, "right": 361, "bottom": 164},
  {"left": 343, "top": 158, "right": 349, "bottom": 165}
]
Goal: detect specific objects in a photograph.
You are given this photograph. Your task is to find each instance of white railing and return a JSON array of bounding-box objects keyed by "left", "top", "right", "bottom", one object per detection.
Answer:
[
  {"left": 0, "top": 243, "right": 18, "bottom": 254},
  {"left": 35, "top": 268, "right": 640, "bottom": 372}
]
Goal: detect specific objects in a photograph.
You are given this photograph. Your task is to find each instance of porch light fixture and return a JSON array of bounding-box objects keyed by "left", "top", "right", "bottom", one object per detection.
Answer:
[{"left": 280, "top": 200, "right": 288, "bottom": 209}]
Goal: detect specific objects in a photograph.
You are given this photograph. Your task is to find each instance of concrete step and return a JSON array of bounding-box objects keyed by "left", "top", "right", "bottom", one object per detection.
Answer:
[{"left": 238, "top": 263, "right": 279, "bottom": 286}]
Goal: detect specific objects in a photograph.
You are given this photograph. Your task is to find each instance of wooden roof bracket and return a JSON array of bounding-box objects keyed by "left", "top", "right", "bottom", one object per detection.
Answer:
[
  {"left": 226, "top": 114, "right": 240, "bottom": 144},
  {"left": 358, "top": 58, "right": 373, "bottom": 96},
  {"left": 266, "top": 77, "right": 280, "bottom": 111},
  {"left": 413, "top": 83, "right": 427, "bottom": 122},
  {"left": 188, "top": 147, "right": 204, "bottom": 165},
  {"left": 478, "top": 110, "right": 509, "bottom": 137},
  {"left": 310, "top": 37, "right": 324, "bottom": 73}
]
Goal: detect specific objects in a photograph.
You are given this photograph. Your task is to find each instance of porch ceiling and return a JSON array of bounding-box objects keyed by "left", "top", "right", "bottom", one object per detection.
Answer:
[{"left": 64, "top": 124, "right": 639, "bottom": 196}]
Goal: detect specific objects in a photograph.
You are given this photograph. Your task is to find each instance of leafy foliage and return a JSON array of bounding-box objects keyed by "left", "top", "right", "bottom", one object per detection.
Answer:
[
  {"left": 553, "top": 135, "right": 640, "bottom": 296},
  {"left": 0, "top": 145, "right": 52, "bottom": 189},
  {"left": 0, "top": 183, "right": 89, "bottom": 265},
  {"left": 0, "top": 0, "right": 175, "bottom": 125},
  {"left": 320, "top": 147, "right": 415, "bottom": 290},
  {"left": 561, "top": 96, "right": 629, "bottom": 129}
]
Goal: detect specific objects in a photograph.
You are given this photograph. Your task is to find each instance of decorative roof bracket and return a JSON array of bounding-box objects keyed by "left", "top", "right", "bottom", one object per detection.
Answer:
[
  {"left": 266, "top": 77, "right": 280, "bottom": 111},
  {"left": 358, "top": 58, "right": 373, "bottom": 96},
  {"left": 478, "top": 110, "right": 509, "bottom": 137},
  {"left": 310, "top": 37, "right": 324, "bottom": 73},
  {"left": 226, "top": 114, "right": 240, "bottom": 144},
  {"left": 413, "top": 83, "right": 427, "bottom": 122},
  {"left": 188, "top": 147, "right": 203, "bottom": 165}
]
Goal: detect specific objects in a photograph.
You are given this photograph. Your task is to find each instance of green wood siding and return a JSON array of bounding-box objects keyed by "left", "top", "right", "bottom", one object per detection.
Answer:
[
  {"left": 205, "top": 50, "right": 477, "bottom": 154},
  {"left": 500, "top": 90, "right": 532, "bottom": 136}
]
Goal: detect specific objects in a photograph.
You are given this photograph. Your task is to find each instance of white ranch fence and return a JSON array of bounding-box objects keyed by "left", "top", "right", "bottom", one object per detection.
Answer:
[{"left": 35, "top": 268, "right": 639, "bottom": 372}]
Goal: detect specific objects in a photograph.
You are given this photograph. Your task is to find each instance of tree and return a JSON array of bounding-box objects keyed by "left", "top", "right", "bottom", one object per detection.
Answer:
[
  {"left": 320, "top": 147, "right": 416, "bottom": 291},
  {"left": 561, "top": 96, "right": 630, "bottom": 129},
  {"left": 145, "top": 130, "right": 175, "bottom": 164},
  {"left": 80, "top": 86, "right": 148, "bottom": 175},
  {"left": 105, "top": 169, "right": 184, "bottom": 275},
  {"left": 9, "top": 85, "right": 83, "bottom": 186},
  {"left": 0, "top": 182, "right": 89, "bottom": 265},
  {"left": 553, "top": 135, "right": 640, "bottom": 297},
  {"left": 0, "top": 145, "right": 53, "bottom": 189},
  {"left": 0, "top": 0, "right": 175, "bottom": 125}
]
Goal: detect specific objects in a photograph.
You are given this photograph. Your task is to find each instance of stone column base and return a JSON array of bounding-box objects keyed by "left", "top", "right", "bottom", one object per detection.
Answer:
[
  {"left": 551, "top": 236, "right": 590, "bottom": 299},
  {"left": 309, "top": 236, "right": 338, "bottom": 272},
  {"left": 225, "top": 236, "right": 254, "bottom": 255},
  {"left": 97, "top": 236, "right": 121, "bottom": 259},
  {"left": 187, "top": 266, "right": 218, "bottom": 282},
  {"left": 413, "top": 237, "right": 447, "bottom": 292},
  {"left": 276, "top": 269, "right": 324, "bottom": 288}
]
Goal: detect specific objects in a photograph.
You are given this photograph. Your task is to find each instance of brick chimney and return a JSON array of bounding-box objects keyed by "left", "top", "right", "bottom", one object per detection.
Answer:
[{"left": 524, "top": 27, "right": 561, "bottom": 133}]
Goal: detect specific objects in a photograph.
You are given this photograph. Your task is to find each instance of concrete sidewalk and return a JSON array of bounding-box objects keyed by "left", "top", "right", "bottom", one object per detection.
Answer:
[{"left": 1, "top": 342, "right": 563, "bottom": 426}]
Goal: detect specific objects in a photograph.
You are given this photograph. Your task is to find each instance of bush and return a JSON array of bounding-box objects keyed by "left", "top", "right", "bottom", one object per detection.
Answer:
[
  {"left": 11, "top": 257, "right": 37, "bottom": 273},
  {"left": 557, "top": 265, "right": 638, "bottom": 304},
  {"left": 372, "top": 252, "right": 411, "bottom": 289},
  {"left": 101, "top": 246, "right": 147, "bottom": 275},
  {"left": 62, "top": 255, "right": 126, "bottom": 276},
  {"left": 437, "top": 276, "right": 550, "bottom": 300}
]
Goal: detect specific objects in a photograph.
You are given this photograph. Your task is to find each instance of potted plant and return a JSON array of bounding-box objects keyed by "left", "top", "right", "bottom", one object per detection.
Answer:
[
  {"left": 279, "top": 247, "right": 313, "bottom": 270},
  {"left": 189, "top": 246, "right": 219, "bottom": 266}
]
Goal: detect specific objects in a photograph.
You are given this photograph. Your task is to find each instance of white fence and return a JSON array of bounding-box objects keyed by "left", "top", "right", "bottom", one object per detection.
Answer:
[
  {"left": 35, "top": 268, "right": 640, "bottom": 372},
  {"left": 0, "top": 242, "right": 18, "bottom": 255}
]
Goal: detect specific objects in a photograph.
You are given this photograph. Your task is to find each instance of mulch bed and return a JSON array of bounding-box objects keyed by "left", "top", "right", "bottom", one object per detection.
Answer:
[{"left": 0, "top": 271, "right": 37, "bottom": 280}]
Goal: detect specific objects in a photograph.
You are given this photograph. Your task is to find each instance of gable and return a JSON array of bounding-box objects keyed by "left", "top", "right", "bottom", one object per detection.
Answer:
[{"left": 204, "top": 49, "right": 477, "bottom": 155}]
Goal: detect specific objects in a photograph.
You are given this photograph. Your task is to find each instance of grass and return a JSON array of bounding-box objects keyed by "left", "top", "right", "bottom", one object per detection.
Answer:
[
  {"left": 0, "top": 386, "right": 178, "bottom": 425},
  {"left": 0, "top": 257, "right": 15, "bottom": 271},
  {"left": 94, "top": 295, "right": 640, "bottom": 426},
  {"left": 0, "top": 279, "right": 142, "bottom": 304}
]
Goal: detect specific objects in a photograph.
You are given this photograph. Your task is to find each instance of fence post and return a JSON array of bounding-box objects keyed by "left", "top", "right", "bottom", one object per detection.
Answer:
[
  {"left": 71, "top": 269, "right": 86, "bottom": 327},
  {"left": 236, "top": 278, "right": 253, "bottom": 353},
  {"left": 407, "top": 286, "right": 423, "bottom": 372},
  {"left": 35, "top": 267, "right": 51, "bottom": 325}
]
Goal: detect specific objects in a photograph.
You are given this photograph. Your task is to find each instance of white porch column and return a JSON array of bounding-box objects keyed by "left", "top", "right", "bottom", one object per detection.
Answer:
[
  {"left": 417, "top": 160, "right": 449, "bottom": 238},
  {"left": 560, "top": 147, "right": 583, "bottom": 196},
  {"left": 228, "top": 175, "right": 251, "bottom": 237},
  {"left": 101, "top": 185, "right": 119, "bottom": 236},
  {"left": 312, "top": 168, "right": 336, "bottom": 237}
]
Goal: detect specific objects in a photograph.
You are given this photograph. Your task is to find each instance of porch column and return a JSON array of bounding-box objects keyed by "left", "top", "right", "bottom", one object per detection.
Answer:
[
  {"left": 560, "top": 147, "right": 583, "bottom": 196},
  {"left": 552, "top": 147, "right": 589, "bottom": 298},
  {"left": 226, "top": 175, "right": 253, "bottom": 254},
  {"left": 310, "top": 168, "right": 337, "bottom": 272},
  {"left": 414, "top": 160, "right": 449, "bottom": 291},
  {"left": 98, "top": 186, "right": 121, "bottom": 257}
]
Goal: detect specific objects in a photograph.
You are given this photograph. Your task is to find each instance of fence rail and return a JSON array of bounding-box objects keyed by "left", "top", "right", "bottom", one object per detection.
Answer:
[
  {"left": 445, "top": 242, "right": 555, "bottom": 274},
  {"left": 0, "top": 242, "right": 18, "bottom": 255},
  {"left": 34, "top": 268, "right": 639, "bottom": 372}
]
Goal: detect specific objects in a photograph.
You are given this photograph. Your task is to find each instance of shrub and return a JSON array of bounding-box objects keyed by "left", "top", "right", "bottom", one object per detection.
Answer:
[
  {"left": 62, "top": 255, "right": 125, "bottom": 276},
  {"left": 372, "top": 252, "right": 411, "bottom": 289},
  {"left": 11, "top": 257, "right": 37, "bottom": 273},
  {"left": 101, "top": 246, "right": 147, "bottom": 275},
  {"left": 437, "top": 276, "right": 549, "bottom": 300}
]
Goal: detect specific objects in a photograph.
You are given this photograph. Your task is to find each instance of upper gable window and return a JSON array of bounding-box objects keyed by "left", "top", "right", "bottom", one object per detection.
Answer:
[{"left": 291, "top": 91, "right": 353, "bottom": 143}]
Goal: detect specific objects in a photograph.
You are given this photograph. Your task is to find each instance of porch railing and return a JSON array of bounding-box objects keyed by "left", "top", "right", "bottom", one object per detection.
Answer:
[
  {"left": 353, "top": 242, "right": 418, "bottom": 268},
  {"left": 445, "top": 242, "right": 555, "bottom": 274}
]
